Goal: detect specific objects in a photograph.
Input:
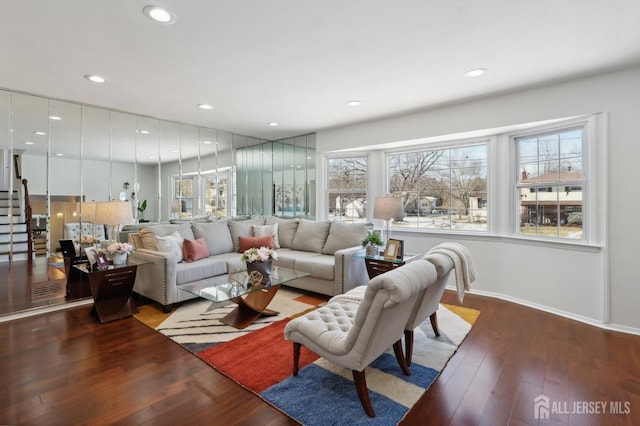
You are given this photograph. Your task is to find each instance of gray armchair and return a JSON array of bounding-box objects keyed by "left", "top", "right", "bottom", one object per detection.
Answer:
[{"left": 284, "top": 260, "right": 438, "bottom": 417}]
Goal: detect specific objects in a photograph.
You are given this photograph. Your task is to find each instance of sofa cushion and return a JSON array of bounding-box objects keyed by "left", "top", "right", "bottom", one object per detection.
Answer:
[
  {"left": 228, "top": 218, "right": 266, "bottom": 252},
  {"left": 137, "top": 227, "right": 160, "bottom": 250},
  {"left": 322, "top": 221, "right": 369, "bottom": 255},
  {"left": 238, "top": 235, "right": 275, "bottom": 252},
  {"left": 155, "top": 231, "right": 184, "bottom": 263},
  {"left": 294, "top": 254, "right": 335, "bottom": 281},
  {"left": 291, "top": 219, "right": 331, "bottom": 253},
  {"left": 192, "top": 221, "right": 234, "bottom": 256},
  {"left": 252, "top": 224, "right": 280, "bottom": 248},
  {"left": 182, "top": 238, "right": 209, "bottom": 263},
  {"left": 138, "top": 223, "right": 195, "bottom": 250},
  {"left": 265, "top": 217, "right": 299, "bottom": 248},
  {"left": 175, "top": 257, "right": 228, "bottom": 285}
]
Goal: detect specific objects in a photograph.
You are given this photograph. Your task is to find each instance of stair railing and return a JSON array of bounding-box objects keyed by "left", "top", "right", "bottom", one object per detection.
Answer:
[{"left": 22, "top": 179, "right": 33, "bottom": 260}]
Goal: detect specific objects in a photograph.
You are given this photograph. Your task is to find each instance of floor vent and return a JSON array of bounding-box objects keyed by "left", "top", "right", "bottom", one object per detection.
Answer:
[{"left": 31, "top": 281, "right": 66, "bottom": 301}]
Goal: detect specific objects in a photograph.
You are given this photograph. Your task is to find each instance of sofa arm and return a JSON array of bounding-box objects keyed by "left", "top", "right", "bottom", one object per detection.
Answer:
[
  {"left": 334, "top": 246, "right": 369, "bottom": 294},
  {"left": 129, "top": 248, "right": 178, "bottom": 309}
]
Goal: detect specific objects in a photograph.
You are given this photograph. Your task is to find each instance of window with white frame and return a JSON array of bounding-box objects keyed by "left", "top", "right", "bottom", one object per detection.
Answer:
[
  {"left": 202, "top": 170, "right": 229, "bottom": 219},
  {"left": 173, "top": 175, "right": 194, "bottom": 218},
  {"left": 327, "top": 156, "right": 368, "bottom": 222},
  {"left": 387, "top": 143, "right": 488, "bottom": 231},
  {"left": 516, "top": 126, "right": 584, "bottom": 240}
]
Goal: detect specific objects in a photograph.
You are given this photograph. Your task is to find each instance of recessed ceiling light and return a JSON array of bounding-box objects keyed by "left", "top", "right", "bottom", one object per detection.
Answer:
[
  {"left": 201, "top": 140, "right": 213, "bottom": 144},
  {"left": 55, "top": 153, "right": 64, "bottom": 157},
  {"left": 346, "top": 100, "right": 362, "bottom": 106},
  {"left": 34, "top": 131, "right": 46, "bottom": 135},
  {"left": 24, "top": 141, "right": 34, "bottom": 145},
  {"left": 464, "top": 68, "right": 487, "bottom": 78},
  {"left": 143, "top": 5, "right": 176, "bottom": 24},
  {"left": 84, "top": 74, "right": 106, "bottom": 83},
  {"left": 267, "top": 122, "right": 279, "bottom": 127},
  {"left": 137, "top": 130, "right": 150, "bottom": 134},
  {"left": 197, "top": 103, "right": 214, "bottom": 110},
  {"left": 49, "top": 115, "right": 62, "bottom": 121},
  {"left": 170, "top": 149, "right": 179, "bottom": 153}
]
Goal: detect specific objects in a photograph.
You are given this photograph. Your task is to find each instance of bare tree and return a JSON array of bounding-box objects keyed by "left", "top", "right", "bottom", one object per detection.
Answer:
[{"left": 388, "top": 151, "right": 443, "bottom": 211}]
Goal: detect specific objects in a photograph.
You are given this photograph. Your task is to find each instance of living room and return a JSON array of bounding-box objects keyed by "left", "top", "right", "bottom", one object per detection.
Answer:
[{"left": 1, "top": 1, "right": 640, "bottom": 424}]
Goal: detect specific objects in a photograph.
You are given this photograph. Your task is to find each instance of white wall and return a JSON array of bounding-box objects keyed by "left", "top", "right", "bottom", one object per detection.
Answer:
[{"left": 317, "top": 66, "right": 640, "bottom": 333}]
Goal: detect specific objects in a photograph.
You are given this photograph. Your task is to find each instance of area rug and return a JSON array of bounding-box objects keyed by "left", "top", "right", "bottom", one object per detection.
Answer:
[{"left": 136, "top": 289, "right": 479, "bottom": 425}]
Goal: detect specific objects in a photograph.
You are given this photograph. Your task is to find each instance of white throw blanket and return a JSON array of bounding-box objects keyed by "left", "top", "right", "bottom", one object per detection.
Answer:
[{"left": 427, "top": 242, "right": 477, "bottom": 302}]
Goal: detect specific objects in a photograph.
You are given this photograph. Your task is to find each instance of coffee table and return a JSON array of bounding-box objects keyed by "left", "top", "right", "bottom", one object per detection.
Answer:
[{"left": 180, "top": 266, "right": 310, "bottom": 329}]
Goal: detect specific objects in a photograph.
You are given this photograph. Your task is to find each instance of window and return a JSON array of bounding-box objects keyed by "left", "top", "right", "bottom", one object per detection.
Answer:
[
  {"left": 173, "top": 176, "right": 194, "bottom": 218},
  {"left": 202, "top": 170, "right": 229, "bottom": 219},
  {"left": 327, "top": 156, "right": 367, "bottom": 222},
  {"left": 516, "top": 126, "right": 584, "bottom": 239},
  {"left": 388, "top": 143, "right": 488, "bottom": 231}
]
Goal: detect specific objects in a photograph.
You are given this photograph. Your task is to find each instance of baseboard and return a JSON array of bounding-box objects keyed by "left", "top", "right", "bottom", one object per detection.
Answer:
[
  {"left": 451, "top": 286, "right": 640, "bottom": 337},
  {"left": 0, "top": 299, "right": 93, "bottom": 324}
]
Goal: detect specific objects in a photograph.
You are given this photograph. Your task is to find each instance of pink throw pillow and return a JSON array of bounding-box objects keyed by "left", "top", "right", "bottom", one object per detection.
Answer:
[
  {"left": 183, "top": 238, "right": 209, "bottom": 262},
  {"left": 238, "top": 235, "right": 275, "bottom": 253}
]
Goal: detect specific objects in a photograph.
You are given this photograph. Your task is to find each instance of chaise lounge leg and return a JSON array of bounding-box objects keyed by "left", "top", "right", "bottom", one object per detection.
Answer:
[
  {"left": 404, "top": 330, "right": 414, "bottom": 366},
  {"left": 293, "top": 342, "right": 301, "bottom": 376},
  {"left": 430, "top": 312, "right": 440, "bottom": 337},
  {"left": 352, "top": 370, "right": 375, "bottom": 418},
  {"left": 393, "top": 340, "right": 411, "bottom": 376}
]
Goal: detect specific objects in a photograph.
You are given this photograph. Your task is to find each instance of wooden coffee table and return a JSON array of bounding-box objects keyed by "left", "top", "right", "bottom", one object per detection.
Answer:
[{"left": 180, "top": 267, "right": 310, "bottom": 329}]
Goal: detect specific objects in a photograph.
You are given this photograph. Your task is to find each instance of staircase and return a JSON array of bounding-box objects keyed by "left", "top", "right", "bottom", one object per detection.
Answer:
[{"left": 0, "top": 190, "right": 30, "bottom": 262}]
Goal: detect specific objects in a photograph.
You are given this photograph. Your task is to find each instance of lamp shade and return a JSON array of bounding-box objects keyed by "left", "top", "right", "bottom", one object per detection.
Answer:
[
  {"left": 373, "top": 197, "right": 404, "bottom": 220},
  {"left": 81, "top": 202, "right": 96, "bottom": 223},
  {"left": 94, "top": 201, "right": 134, "bottom": 225}
]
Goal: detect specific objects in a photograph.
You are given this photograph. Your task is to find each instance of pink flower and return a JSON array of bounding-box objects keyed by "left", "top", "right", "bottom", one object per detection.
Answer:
[
  {"left": 107, "top": 242, "right": 133, "bottom": 254},
  {"left": 241, "top": 246, "right": 277, "bottom": 263}
]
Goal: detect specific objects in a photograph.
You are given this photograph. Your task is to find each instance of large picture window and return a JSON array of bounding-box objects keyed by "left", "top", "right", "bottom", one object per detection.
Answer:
[
  {"left": 516, "top": 126, "right": 584, "bottom": 239},
  {"left": 327, "top": 156, "right": 368, "bottom": 222},
  {"left": 388, "top": 143, "right": 488, "bottom": 231}
]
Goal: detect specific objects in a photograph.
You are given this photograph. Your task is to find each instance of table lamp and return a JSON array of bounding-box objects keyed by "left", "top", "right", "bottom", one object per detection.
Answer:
[
  {"left": 81, "top": 201, "right": 97, "bottom": 239},
  {"left": 94, "top": 201, "right": 134, "bottom": 242},
  {"left": 373, "top": 196, "right": 404, "bottom": 243}
]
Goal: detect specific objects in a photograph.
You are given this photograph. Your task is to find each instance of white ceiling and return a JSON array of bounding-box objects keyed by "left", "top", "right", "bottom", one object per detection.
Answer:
[{"left": 2, "top": 0, "right": 640, "bottom": 141}]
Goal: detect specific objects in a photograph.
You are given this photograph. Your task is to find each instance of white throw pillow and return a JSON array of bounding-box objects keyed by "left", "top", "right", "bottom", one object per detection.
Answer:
[
  {"left": 252, "top": 224, "right": 280, "bottom": 248},
  {"left": 155, "top": 231, "right": 184, "bottom": 263}
]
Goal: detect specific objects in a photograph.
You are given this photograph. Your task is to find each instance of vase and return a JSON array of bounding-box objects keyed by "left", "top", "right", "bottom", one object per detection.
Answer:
[
  {"left": 112, "top": 251, "right": 128, "bottom": 265},
  {"left": 365, "top": 242, "right": 378, "bottom": 257},
  {"left": 246, "top": 260, "right": 272, "bottom": 284}
]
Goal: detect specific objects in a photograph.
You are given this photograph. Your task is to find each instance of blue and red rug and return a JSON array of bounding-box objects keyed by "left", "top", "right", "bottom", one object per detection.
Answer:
[{"left": 136, "top": 288, "right": 479, "bottom": 425}]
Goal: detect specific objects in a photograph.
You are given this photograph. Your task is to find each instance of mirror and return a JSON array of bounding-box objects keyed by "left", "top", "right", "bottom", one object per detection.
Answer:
[{"left": 0, "top": 87, "right": 316, "bottom": 317}]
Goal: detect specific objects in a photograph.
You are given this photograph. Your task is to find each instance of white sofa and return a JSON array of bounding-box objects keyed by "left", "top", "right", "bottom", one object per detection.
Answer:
[{"left": 128, "top": 217, "right": 371, "bottom": 312}]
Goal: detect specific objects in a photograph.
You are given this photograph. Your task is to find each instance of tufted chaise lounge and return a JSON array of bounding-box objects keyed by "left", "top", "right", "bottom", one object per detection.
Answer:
[{"left": 284, "top": 259, "right": 438, "bottom": 417}]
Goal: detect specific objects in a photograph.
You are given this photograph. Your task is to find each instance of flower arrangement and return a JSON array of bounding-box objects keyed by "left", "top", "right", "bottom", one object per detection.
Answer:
[
  {"left": 241, "top": 246, "right": 278, "bottom": 263},
  {"left": 107, "top": 242, "right": 133, "bottom": 254},
  {"left": 76, "top": 235, "right": 97, "bottom": 244}
]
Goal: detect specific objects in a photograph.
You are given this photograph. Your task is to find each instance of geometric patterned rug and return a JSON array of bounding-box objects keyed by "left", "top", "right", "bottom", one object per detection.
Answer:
[{"left": 135, "top": 288, "right": 479, "bottom": 425}]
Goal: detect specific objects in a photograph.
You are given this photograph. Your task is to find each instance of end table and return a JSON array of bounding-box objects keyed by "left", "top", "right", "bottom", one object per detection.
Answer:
[{"left": 73, "top": 263, "right": 139, "bottom": 323}]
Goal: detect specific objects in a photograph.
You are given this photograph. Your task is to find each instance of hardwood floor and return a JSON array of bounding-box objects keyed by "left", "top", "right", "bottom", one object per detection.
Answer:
[
  {"left": 0, "top": 256, "right": 70, "bottom": 316},
  {"left": 1, "top": 289, "right": 639, "bottom": 425}
]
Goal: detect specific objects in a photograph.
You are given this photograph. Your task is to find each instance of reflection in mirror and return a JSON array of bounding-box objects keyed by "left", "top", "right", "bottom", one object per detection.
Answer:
[
  {"left": 135, "top": 116, "right": 159, "bottom": 223},
  {"left": 49, "top": 100, "right": 82, "bottom": 255},
  {"left": 0, "top": 87, "right": 317, "bottom": 318},
  {"left": 13, "top": 93, "right": 50, "bottom": 259}
]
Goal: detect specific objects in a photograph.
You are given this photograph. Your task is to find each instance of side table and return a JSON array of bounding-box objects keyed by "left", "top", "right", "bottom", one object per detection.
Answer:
[
  {"left": 64, "top": 255, "right": 91, "bottom": 299},
  {"left": 73, "top": 263, "right": 139, "bottom": 323},
  {"left": 357, "top": 252, "right": 421, "bottom": 279}
]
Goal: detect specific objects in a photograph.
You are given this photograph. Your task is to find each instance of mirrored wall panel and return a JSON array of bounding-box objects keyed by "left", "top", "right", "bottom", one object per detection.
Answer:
[{"left": 0, "top": 87, "right": 315, "bottom": 317}]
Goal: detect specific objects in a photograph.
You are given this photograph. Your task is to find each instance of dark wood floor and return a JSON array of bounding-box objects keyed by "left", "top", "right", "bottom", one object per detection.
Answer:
[
  {"left": 0, "top": 256, "right": 70, "bottom": 316},
  {"left": 1, "top": 289, "right": 639, "bottom": 425}
]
